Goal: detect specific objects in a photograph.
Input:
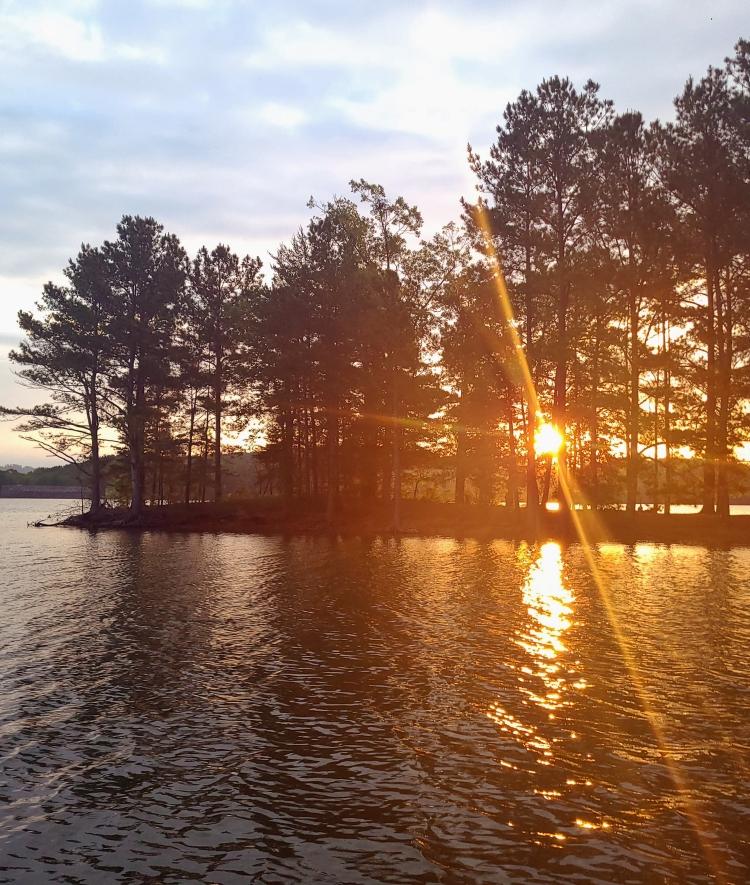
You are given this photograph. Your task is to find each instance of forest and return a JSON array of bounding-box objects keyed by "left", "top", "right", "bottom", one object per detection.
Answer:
[{"left": 2, "top": 38, "right": 749, "bottom": 525}]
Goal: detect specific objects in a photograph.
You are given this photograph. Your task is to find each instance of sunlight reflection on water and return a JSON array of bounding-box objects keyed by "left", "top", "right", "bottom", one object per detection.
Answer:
[{"left": 1, "top": 500, "right": 749, "bottom": 883}]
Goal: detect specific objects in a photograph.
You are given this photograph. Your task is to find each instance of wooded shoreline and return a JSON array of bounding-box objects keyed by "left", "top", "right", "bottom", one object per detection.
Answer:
[
  {"left": 5, "top": 39, "right": 749, "bottom": 526},
  {"left": 52, "top": 500, "right": 750, "bottom": 548}
]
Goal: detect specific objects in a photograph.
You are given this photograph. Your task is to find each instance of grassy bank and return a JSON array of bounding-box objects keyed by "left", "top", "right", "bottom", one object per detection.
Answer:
[{"left": 53, "top": 498, "right": 750, "bottom": 547}]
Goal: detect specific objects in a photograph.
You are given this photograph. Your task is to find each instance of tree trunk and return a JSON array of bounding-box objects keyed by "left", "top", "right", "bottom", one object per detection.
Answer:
[
  {"left": 716, "top": 272, "right": 731, "bottom": 519},
  {"left": 526, "top": 401, "right": 539, "bottom": 515},
  {"left": 158, "top": 446, "right": 165, "bottom": 507},
  {"left": 523, "top": 233, "right": 539, "bottom": 515},
  {"left": 553, "top": 294, "right": 569, "bottom": 461},
  {"left": 89, "top": 451, "right": 101, "bottom": 515},
  {"left": 150, "top": 424, "right": 158, "bottom": 506},
  {"left": 590, "top": 313, "right": 601, "bottom": 508},
  {"left": 214, "top": 357, "right": 222, "bottom": 503},
  {"left": 653, "top": 386, "right": 659, "bottom": 512},
  {"left": 626, "top": 288, "right": 639, "bottom": 514},
  {"left": 185, "top": 391, "right": 196, "bottom": 505},
  {"left": 304, "top": 399, "right": 312, "bottom": 497},
  {"left": 200, "top": 411, "right": 209, "bottom": 503},
  {"left": 663, "top": 318, "right": 672, "bottom": 515},
  {"left": 281, "top": 407, "right": 294, "bottom": 506},
  {"left": 89, "top": 430, "right": 101, "bottom": 515},
  {"left": 553, "top": 199, "right": 570, "bottom": 494},
  {"left": 311, "top": 408, "right": 319, "bottom": 497},
  {"left": 391, "top": 371, "right": 402, "bottom": 531},
  {"left": 295, "top": 405, "right": 302, "bottom": 499},
  {"left": 88, "top": 379, "right": 101, "bottom": 515},
  {"left": 129, "top": 364, "right": 146, "bottom": 518},
  {"left": 455, "top": 387, "right": 467, "bottom": 505},
  {"left": 701, "top": 256, "right": 717, "bottom": 514},
  {"left": 541, "top": 456, "right": 552, "bottom": 508},
  {"left": 381, "top": 426, "right": 393, "bottom": 502},
  {"left": 362, "top": 385, "right": 379, "bottom": 501},
  {"left": 507, "top": 395, "right": 519, "bottom": 509},
  {"left": 130, "top": 436, "right": 144, "bottom": 515},
  {"left": 326, "top": 409, "right": 339, "bottom": 525}
]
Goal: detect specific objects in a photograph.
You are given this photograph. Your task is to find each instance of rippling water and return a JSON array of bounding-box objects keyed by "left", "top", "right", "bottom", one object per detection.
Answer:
[{"left": 1, "top": 499, "right": 749, "bottom": 883}]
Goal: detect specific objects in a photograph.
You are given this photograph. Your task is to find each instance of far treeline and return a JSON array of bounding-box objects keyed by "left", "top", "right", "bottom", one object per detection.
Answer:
[
  {"left": 0, "top": 462, "right": 91, "bottom": 488},
  {"left": 3, "top": 39, "right": 749, "bottom": 523}
]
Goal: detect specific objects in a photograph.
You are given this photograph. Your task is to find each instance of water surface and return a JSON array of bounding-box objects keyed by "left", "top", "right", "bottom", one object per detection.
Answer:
[{"left": 1, "top": 499, "right": 749, "bottom": 883}]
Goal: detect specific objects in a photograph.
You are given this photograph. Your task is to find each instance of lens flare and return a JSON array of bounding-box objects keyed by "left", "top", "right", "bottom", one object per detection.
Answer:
[
  {"left": 535, "top": 422, "right": 564, "bottom": 458},
  {"left": 472, "top": 201, "right": 728, "bottom": 882}
]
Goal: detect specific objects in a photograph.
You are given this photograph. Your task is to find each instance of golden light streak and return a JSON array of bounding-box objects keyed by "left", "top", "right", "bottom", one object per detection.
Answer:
[
  {"left": 473, "top": 201, "right": 729, "bottom": 882},
  {"left": 473, "top": 202, "right": 540, "bottom": 417},
  {"left": 553, "top": 381, "right": 727, "bottom": 880}
]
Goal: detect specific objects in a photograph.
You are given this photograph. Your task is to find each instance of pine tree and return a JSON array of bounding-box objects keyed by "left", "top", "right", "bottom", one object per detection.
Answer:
[
  {"left": 3, "top": 245, "right": 111, "bottom": 511},
  {"left": 102, "top": 216, "right": 187, "bottom": 516}
]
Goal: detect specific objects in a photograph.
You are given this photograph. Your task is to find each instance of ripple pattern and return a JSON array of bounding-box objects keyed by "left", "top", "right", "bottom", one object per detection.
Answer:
[{"left": 1, "top": 500, "right": 749, "bottom": 883}]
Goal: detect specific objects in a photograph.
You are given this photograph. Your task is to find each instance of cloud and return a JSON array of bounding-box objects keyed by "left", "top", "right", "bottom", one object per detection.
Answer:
[
  {"left": 240, "top": 4, "right": 622, "bottom": 149},
  {"left": 150, "top": 0, "right": 217, "bottom": 7},
  {"left": 0, "top": 0, "right": 747, "bottom": 349},
  {"left": 0, "top": 0, "right": 746, "bottom": 463},
  {"left": 244, "top": 20, "right": 367, "bottom": 70},
  {"left": 0, "top": 2, "right": 165, "bottom": 64},
  {"left": 259, "top": 102, "right": 308, "bottom": 129},
  {"left": 3, "top": 9, "right": 106, "bottom": 61}
]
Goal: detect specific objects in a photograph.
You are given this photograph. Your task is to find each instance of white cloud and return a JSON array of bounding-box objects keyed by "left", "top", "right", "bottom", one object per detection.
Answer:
[
  {"left": 1, "top": 0, "right": 747, "bottom": 466},
  {"left": 259, "top": 102, "right": 308, "bottom": 129},
  {"left": 0, "top": 5, "right": 165, "bottom": 64},
  {"left": 150, "top": 0, "right": 223, "bottom": 7},
  {"left": 244, "top": 20, "right": 368, "bottom": 70},
  {"left": 1, "top": 9, "right": 106, "bottom": 61},
  {"left": 243, "top": 5, "right": 623, "bottom": 147},
  {"left": 244, "top": 5, "right": 616, "bottom": 72}
]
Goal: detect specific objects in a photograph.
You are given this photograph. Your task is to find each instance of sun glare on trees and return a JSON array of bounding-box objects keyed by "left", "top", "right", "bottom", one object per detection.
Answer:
[{"left": 535, "top": 422, "right": 564, "bottom": 458}]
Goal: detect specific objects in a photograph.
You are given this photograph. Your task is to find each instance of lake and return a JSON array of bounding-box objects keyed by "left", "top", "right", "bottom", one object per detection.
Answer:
[{"left": 1, "top": 499, "right": 748, "bottom": 883}]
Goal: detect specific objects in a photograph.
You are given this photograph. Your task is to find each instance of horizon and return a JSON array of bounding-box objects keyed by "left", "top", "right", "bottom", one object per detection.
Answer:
[{"left": 1, "top": 0, "right": 747, "bottom": 465}]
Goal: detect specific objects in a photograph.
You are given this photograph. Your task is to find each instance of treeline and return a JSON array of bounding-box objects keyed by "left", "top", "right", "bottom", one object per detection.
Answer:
[
  {"left": 3, "top": 39, "right": 749, "bottom": 520},
  {"left": 0, "top": 462, "right": 90, "bottom": 488}
]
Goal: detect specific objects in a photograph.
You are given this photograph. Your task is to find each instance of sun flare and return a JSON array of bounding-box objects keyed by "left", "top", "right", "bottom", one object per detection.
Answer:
[{"left": 535, "top": 422, "right": 564, "bottom": 458}]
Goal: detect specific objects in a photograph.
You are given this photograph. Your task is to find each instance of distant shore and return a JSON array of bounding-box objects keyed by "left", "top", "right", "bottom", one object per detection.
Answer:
[
  {"left": 1, "top": 485, "right": 89, "bottom": 499},
  {"left": 48, "top": 499, "right": 750, "bottom": 547}
]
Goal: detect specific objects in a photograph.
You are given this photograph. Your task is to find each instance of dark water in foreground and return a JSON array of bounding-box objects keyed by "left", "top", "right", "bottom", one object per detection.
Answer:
[{"left": 1, "top": 500, "right": 749, "bottom": 884}]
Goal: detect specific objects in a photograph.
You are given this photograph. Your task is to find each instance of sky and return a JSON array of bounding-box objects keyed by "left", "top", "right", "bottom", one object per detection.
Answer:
[{"left": 0, "top": 0, "right": 746, "bottom": 466}]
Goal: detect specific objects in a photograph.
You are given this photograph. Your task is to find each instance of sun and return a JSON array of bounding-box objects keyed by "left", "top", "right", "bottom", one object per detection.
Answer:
[{"left": 535, "top": 422, "right": 564, "bottom": 458}]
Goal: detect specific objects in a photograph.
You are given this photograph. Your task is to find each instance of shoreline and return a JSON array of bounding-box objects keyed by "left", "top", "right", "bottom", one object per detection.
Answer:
[{"left": 48, "top": 500, "right": 750, "bottom": 548}]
